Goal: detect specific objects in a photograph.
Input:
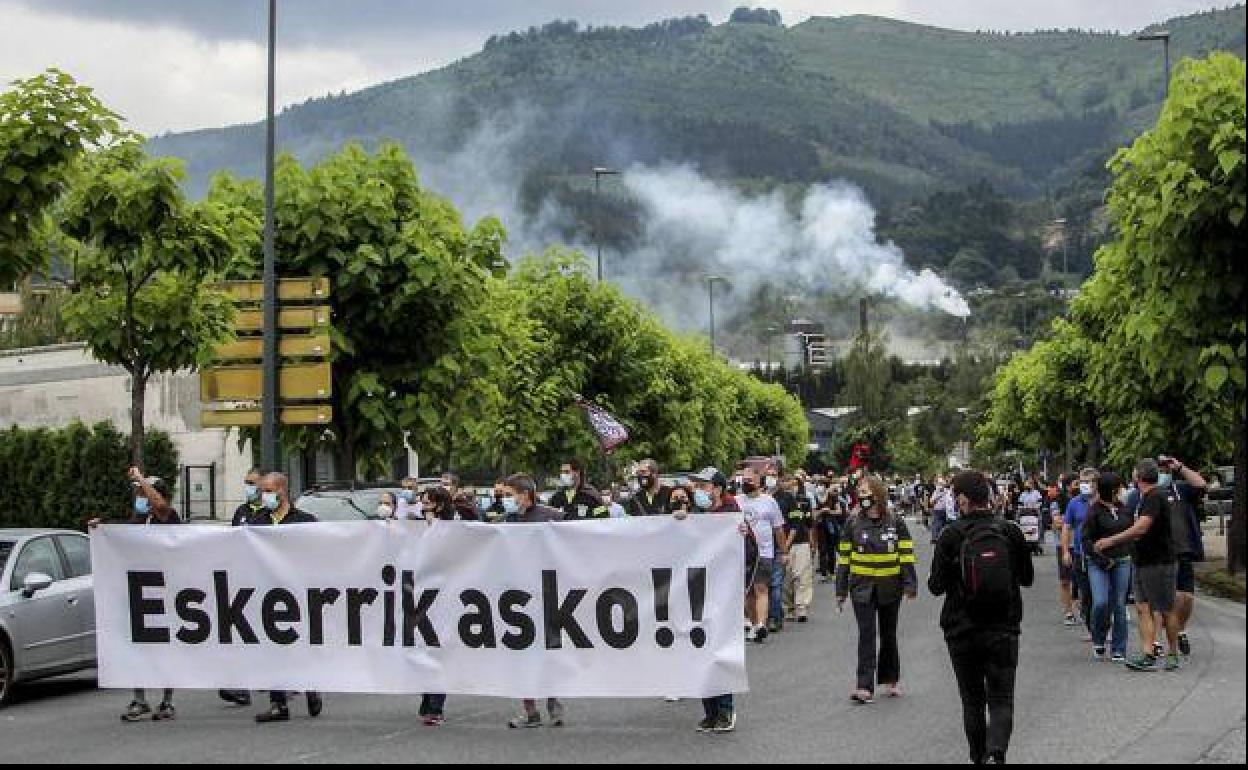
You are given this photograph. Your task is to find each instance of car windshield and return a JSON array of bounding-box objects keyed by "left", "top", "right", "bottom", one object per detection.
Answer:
[
  {"left": 295, "top": 490, "right": 393, "bottom": 522},
  {"left": 0, "top": 540, "right": 12, "bottom": 575}
]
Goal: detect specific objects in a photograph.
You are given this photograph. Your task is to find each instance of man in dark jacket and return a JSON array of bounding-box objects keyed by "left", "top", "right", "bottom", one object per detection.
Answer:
[
  {"left": 250, "top": 473, "right": 323, "bottom": 723},
  {"left": 219, "top": 468, "right": 263, "bottom": 707},
  {"left": 629, "top": 458, "right": 672, "bottom": 516},
  {"left": 548, "top": 459, "right": 607, "bottom": 520},
  {"left": 929, "top": 470, "right": 1034, "bottom": 766}
]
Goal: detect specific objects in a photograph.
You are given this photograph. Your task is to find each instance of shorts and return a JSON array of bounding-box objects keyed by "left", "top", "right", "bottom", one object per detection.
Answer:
[
  {"left": 1134, "top": 563, "right": 1177, "bottom": 613},
  {"left": 1175, "top": 556, "right": 1195, "bottom": 594},
  {"left": 749, "top": 558, "right": 774, "bottom": 588},
  {"left": 1057, "top": 550, "right": 1075, "bottom": 584}
]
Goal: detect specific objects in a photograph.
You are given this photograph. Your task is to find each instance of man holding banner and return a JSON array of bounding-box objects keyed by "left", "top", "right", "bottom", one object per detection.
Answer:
[{"left": 248, "top": 472, "right": 324, "bottom": 724}]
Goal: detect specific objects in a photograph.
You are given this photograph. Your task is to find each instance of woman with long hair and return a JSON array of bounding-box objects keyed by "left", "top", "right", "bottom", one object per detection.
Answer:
[{"left": 836, "top": 474, "right": 918, "bottom": 704}]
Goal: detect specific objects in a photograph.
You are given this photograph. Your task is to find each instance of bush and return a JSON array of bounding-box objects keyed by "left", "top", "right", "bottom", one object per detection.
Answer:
[{"left": 0, "top": 421, "right": 180, "bottom": 531}]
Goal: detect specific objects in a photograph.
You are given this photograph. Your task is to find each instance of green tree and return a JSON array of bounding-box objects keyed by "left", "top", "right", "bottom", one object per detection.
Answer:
[
  {"left": 60, "top": 143, "right": 241, "bottom": 464},
  {"left": 0, "top": 69, "right": 122, "bottom": 286},
  {"left": 1077, "top": 54, "right": 1245, "bottom": 570},
  {"left": 841, "top": 327, "right": 894, "bottom": 423}
]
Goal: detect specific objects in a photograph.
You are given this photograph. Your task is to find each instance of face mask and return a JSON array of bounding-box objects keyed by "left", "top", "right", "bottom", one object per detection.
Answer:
[
  {"left": 764, "top": 476, "right": 778, "bottom": 490},
  {"left": 502, "top": 496, "right": 520, "bottom": 516},
  {"left": 629, "top": 478, "right": 642, "bottom": 492},
  {"left": 1157, "top": 473, "right": 1173, "bottom": 488},
  {"left": 559, "top": 473, "right": 576, "bottom": 488},
  {"left": 741, "top": 480, "right": 758, "bottom": 495},
  {"left": 671, "top": 498, "right": 689, "bottom": 510},
  {"left": 694, "top": 489, "right": 712, "bottom": 509},
  {"left": 494, "top": 492, "right": 504, "bottom": 502},
  {"left": 860, "top": 495, "right": 875, "bottom": 510},
  {"left": 134, "top": 496, "right": 150, "bottom": 515},
  {"left": 400, "top": 489, "right": 416, "bottom": 503},
  {"left": 262, "top": 491, "right": 280, "bottom": 510},
  {"left": 638, "top": 475, "right": 655, "bottom": 489},
  {"left": 1079, "top": 483, "right": 1093, "bottom": 497},
  {"left": 1117, "top": 490, "right": 1131, "bottom": 506},
  {"left": 410, "top": 501, "right": 424, "bottom": 518},
  {"left": 377, "top": 504, "right": 394, "bottom": 518},
  {"left": 244, "top": 483, "right": 259, "bottom": 502}
]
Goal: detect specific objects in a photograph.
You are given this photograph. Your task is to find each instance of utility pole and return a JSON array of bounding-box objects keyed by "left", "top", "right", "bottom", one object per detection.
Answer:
[
  {"left": 592, "top": 167, "right": 619, "bottom": 282},
  {"left": 261, "top": 0, "right": 279, "bottom": 472},
  {"left": 705, "top": 275, "right": 725, "bottom": 356},
  {"left": 1136, "top": 30, "right": 1172, "bottom": 99}
]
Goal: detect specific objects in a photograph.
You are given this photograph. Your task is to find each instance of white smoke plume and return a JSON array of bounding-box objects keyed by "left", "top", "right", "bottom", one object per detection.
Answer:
[{"left": 618, "top": 166, "right": 970, "bottom": 318}]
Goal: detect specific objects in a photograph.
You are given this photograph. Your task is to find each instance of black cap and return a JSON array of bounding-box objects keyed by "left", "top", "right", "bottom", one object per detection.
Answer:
[{"left": 690, "top": 466, "right": 727, "bottom": 488}]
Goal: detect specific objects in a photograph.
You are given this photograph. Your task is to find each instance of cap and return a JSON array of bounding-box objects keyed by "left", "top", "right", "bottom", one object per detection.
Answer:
[{"left": 689, "top": 466, "right": 727, "bottom": 488}]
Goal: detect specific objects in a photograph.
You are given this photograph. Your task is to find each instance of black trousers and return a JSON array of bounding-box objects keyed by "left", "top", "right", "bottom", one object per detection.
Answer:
[
  {"left": 1074, "top": 557, "right": 1093, "bottom": 629},
  {"left": 851, "top": 597, "right": 901, "bottom": 691},
  {"left": 946, "top": 631, "right": 1019, "bottom": 764},
  {"left": 270, "top": 690, "right": 319, "bottom": 707}
]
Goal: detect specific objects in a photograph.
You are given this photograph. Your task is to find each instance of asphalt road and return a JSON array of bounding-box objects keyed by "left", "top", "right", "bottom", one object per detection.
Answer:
[{"left": 2, "top": 526, "right": 1244, "bottom": 764}]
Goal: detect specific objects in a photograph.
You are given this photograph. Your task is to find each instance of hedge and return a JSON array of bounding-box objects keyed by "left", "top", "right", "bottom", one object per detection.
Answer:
[{"left": 0, "top": 421, "right": 179, "bottom": 531}]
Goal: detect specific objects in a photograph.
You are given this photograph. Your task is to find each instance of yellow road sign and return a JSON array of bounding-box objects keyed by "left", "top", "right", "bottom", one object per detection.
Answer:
[
  {"left": 213, "top": 333, "right": 331, "bottom": 361},
  {"left": 200, "top": 362, "right": 332, "bottom": 402},
  {"left": 201, "top": 405, "right": 333, "bottom": 427},
  {"left": 233, "top": 306, "right": 330, "bottom": 332},
  {"left": 216, "top": 278, "right": 330, "bottom": 303}
]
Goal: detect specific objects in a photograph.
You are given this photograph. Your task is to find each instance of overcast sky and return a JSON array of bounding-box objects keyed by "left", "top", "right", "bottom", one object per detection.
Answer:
[{"left": 0, "top": 0, "right": 1222, "bottom": 134}]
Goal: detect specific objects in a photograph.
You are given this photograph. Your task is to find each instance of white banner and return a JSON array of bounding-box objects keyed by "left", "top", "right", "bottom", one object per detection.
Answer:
[{"left": 91, "top": 517, "right": 747, "bottom": 697}]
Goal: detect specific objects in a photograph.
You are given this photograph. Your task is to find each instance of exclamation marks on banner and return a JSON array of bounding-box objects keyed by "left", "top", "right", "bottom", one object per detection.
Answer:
[
  {"left": 652, "top": 568, "right": 675, "bottom": 647},
  {"left": 651, "top": 567, "right": 707, "bottom": 648},
  {"left": 687, "top": 567, "right": 706, "bottom": 648}
]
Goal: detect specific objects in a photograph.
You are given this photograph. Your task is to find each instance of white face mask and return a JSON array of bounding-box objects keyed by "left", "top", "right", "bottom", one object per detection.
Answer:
[
  {"left": 1079, "top": 482, "right": 1094, "bottom": 497},
  {"left": 1118, "top": 490, "right": 1131, "bottom": 506},
  {"left": 559, "top": 473, "right": 576, "bottom": 488},
  {"left": 765, "top": 476, "right": 778, "bottom": 490}
]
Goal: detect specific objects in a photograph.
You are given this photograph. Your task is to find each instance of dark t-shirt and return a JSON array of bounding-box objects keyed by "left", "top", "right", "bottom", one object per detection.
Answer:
[
  {"left": 1134, "top": 487, "right": 1175, "bottom": 566},
  {"left": 1082, "top": 501, "right": 1134, "bottom": 562},
  {"left": 1167, "top": 481, "right": 1205, "bottom": 559},
  {"left": 785, "top": 496, "right": 813, "bottom": 545}
]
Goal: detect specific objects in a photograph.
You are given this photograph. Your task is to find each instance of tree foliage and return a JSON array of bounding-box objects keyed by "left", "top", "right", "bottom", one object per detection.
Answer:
[
  {"left": 0, "top": 69, "right": 122, "bottom": 286},
  {"left": 60, "top": 143, "right": 243, "bottom": 464}
]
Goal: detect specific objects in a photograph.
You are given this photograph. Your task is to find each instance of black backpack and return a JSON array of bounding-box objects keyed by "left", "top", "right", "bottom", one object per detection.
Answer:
[{"left": 959, "top": 520, "right": 1015, "bottom": 613}]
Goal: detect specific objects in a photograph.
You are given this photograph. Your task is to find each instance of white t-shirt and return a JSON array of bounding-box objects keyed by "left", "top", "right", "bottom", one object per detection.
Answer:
[
  {"left": 739, "top": 493, "right": 785, "bottom": 559},
  {"left": 1019, "top": 490, "right": 1043, "bottom": 510}
]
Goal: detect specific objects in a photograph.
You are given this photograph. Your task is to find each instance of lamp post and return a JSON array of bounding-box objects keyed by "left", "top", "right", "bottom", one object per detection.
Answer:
[
  {"left": 1135, "top": 30, "right": 1171, "bottom": 99},
  {"left": 705, "top": 275, "right": 726, "bottom": 356},
  {"left": 592, "top": 167, "right": 620, "bottom": 282},
  {"left": 261, "top": 0, "right": 279, "bottom": 472}
]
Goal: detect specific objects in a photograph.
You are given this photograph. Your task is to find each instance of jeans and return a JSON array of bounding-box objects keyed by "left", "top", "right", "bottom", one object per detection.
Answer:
[
  {"left": 851, "top": 598, "right": 901, "bottom": 691},
  {"left": 1088, "top": 558, "right": 1132, "bottom": 657},
  {"left": 1073, "top": 555, "right": 1093, "bottom": 630},
  {"left": 947, "top": 631, "right": 1019, "bottom": 764},
  {"left": 768, "top": 558, "right": 785, "bottom": 624},
  {"left": 931, "top": 509, "right": 948, "bottom": 541},
  {"left": 701, "top": 693, "right": 733, "bottom": 719}
]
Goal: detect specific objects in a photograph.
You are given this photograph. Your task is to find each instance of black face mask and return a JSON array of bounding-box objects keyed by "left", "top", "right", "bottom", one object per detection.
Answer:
[
  {"left": 741, "top": 481, "right": 758, "bottom": 495},
  {"left": 671, "top": 498, "right": 688, "bottom": 509},
  {"left": 638, "top": 475, "right": 655, "bottom": 489},
  {"left": 494, "top": 492, "right": 504, "bottom": 502}
]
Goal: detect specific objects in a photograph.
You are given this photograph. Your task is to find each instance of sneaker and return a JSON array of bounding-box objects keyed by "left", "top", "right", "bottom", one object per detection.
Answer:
[
  {"left": 767, "top": 619, "right": 782, "bottom": 633},
  {"left": 120, "top": 701, "right": 152, "bottom": 723},
  {"left": 508, "top": 712, "right": 542, "bottom": 729},
  {"left": 152, "top": 701, "right": 176, "bottom": 721},
  {"left": 753, "top": 626, "right": 768, "bottom": 644},
  {"left": 880, "top": 682, "right": 905, "bottom": 698},
  {"left": 1063, "top": 613, "right": 1079, "bottom": 626},
  {"left": 850, "top": 689, "right": 874, "bottom": 704},
  {"left": 218, "top": 690, "right": 251, "bottom": 707},
  {"left": 1111, "top": 652, "right": 1127, "bottom": 664},
  {"left": 1163, "top": 654, "right": 1181, "bottom": 672},
  {"left": 1178, "top": 632, "right": 1191, "bottom": 656},
  {"left": 696, "top": 716, "right": 717, "bottom": 733},
  {"left": 422, "top": 714, "right": 445, "bottom": 727},
  {"left": 797, "top": 615, "right": 808, "bottom": 623},
  {"left": 1152, "top": 642, "right": 1164, "bottom": 658},
  {"left": 712, "top": 711, "right": 737, "bottom": 732},
  {"left": 1093, "top": 646, "right": 1107, "bottom": 661},
  {"left": 255, "top": 704, "right": 291, "bottom": 723},
  {"left": 306, "top": 692, "right": 323, "bottom": 718},
  {"left": 1125, "top": 654, "right": 1159, "bottom": 672}
]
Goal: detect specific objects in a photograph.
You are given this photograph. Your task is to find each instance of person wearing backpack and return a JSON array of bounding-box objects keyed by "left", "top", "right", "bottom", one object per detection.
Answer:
[
  {"left": 836, "top": 474, "right": 918, "bottom": 704},
  {"left": 929, "top": 471, "right": 1035, "bottom": 766}
]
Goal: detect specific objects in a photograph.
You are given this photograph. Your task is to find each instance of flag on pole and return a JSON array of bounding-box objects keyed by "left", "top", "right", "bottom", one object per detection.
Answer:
[{"left": 574, "top": 394, "right": 630, "bottom": 453}]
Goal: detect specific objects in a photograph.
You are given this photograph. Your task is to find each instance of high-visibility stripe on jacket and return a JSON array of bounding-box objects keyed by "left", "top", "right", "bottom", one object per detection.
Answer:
[{"left": 836, "top": 512, "right": 918, "bottom": 604}]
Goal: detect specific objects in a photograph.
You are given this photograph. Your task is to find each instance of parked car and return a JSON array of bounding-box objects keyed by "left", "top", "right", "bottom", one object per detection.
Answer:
[
  {"left": 295, "top": 483, "right": 401, "bottom": 522},
  {"left": 0, "top": 528, "right": 96, "bottom": 707}
]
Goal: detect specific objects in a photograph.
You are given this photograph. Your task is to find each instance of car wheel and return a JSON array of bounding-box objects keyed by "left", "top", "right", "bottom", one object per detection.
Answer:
[{"left": 0, "top": 637, "right": 14, "bottom": 707}]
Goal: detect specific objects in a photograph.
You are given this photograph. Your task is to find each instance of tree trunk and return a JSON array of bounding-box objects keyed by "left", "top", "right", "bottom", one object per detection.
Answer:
[
  {"left": 130, "top": 370, "right": 147, "bottom": 467},
  {"left": 1230, "top": 412, "right": 1246, "bottom": 575}
]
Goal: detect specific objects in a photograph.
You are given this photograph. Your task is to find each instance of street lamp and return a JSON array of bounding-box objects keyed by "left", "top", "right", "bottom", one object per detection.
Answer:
[
  {"left": 592, "top": 167, "right": 620, "bottom": 282},
  {"left": 704, "top": 275, "right": 726, "bottom": 356},
  {"left": 1135, "top": 30, "right": 1171, "bottom": 99}
]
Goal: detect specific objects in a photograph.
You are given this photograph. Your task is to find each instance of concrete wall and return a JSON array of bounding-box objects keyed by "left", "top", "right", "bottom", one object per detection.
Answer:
[{"left": 0, "top": 343, "right": 251, "bottom": 520}]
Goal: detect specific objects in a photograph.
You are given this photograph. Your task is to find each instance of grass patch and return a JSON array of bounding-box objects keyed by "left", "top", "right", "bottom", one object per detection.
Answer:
[{"left": 1195, "top": 562, "right": 1247, "bottom": 603}]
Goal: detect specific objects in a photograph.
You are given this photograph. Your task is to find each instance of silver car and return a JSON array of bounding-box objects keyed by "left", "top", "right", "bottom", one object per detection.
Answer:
[{"left": 0, "top": 529, "right": 96, "bottom": 706}]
